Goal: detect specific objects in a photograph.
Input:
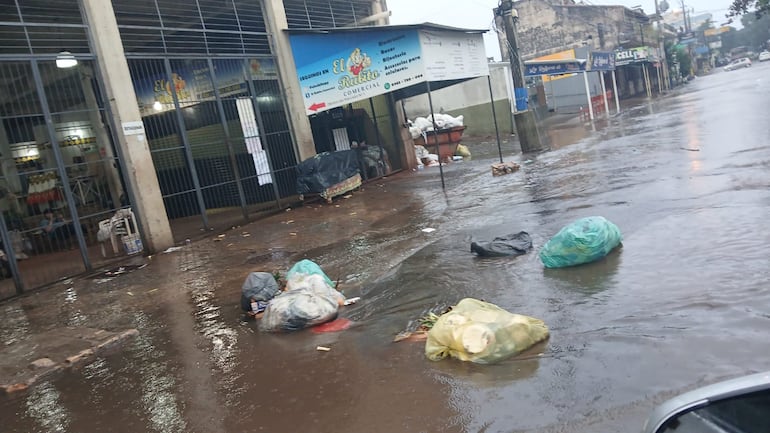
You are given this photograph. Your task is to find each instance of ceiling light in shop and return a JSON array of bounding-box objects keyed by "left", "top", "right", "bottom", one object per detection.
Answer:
[
  {"left": 56, "top": 51, "right": 78, "bottom": 69},
  {"left": 153, "top": 101, "right": 163, "bottom": 111},
  {"left": 11, "top": 142, "right": 40, "bottom": 159}
]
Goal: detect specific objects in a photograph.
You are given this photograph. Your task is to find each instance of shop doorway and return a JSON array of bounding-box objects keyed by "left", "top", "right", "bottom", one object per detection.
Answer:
[
  {"left": 0, "top": 59, "right": 133, "bottom": 299},
  {"left": 308, "top": 101, "right": 397, "bottom": 181}
]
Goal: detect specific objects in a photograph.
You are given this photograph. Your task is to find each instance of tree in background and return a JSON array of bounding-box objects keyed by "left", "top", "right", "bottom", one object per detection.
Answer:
[
  {"left": 675, "top": 46, "right": 693, "bottom": 77},
  {"left": 665, "top": 41, "right": 693, "bottom": 78},
  {"left": 720, "top": 13, "right": 770, "bottom": 52},
  {"left": 728, "top": 0, "right": 769, "bottom": 19}
]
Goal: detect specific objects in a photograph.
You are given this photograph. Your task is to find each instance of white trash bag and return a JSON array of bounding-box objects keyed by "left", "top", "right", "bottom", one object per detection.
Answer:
[{"left": 259, "top": 273, "right": 345, "bottom": 333}]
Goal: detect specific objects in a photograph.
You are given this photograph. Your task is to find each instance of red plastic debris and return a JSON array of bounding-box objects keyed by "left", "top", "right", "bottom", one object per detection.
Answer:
[{"left": 311, "top": 318, "right": 352, "bottom": 333}]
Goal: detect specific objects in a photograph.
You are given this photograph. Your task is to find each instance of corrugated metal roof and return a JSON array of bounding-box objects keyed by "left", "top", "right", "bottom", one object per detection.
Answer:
[
  {"left": 285, "top": 22, "right": 489, "bottom": 34},
  {"left": 283, "top": 0, "right": 373, "bottom": 29},
  {"left": 113, "top": 0, "right": 270, "bottom": 56}
]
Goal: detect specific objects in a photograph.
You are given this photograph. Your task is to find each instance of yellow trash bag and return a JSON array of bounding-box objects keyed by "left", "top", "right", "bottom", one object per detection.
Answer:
[
  {"left": 455, "top": 144, "right": 471, "bottom": 158},
  {"left": 425, "top": 298, "right": 549, "bottom": 364}
]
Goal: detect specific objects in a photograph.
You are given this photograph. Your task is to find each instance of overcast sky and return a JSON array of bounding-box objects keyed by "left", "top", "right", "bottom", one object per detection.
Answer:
[{"left": 386, "top": 0, "right": 737, "bottom": 60}]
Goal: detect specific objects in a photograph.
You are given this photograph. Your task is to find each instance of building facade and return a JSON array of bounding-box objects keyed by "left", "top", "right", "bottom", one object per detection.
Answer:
[
  {"left": 496, "top": 0, "right": 651, "bottom": 61},
  {"left": 494, "top": 0, "right": 666, "bottom": 102},
  {"left": 0, "top": 0, "right": 385, "bottom": 297}
]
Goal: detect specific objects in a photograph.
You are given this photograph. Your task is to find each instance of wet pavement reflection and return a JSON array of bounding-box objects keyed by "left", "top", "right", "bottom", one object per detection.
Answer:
[{"left": 3, "top": 65, "right": 770, "bottom": 432}]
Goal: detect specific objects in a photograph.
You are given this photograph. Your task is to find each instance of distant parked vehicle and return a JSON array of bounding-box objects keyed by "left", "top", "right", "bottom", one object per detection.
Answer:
[
  {"left": 759, "top": 51, "right": 770, "bottom": 62},
  {"left": 724, "top": 57, "right": 752, "bottom": 71}
]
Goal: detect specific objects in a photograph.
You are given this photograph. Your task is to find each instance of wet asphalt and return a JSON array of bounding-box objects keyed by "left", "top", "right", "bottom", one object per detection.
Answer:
[{"left": 2, "top": 63, "right": 770, "bottom": 433}]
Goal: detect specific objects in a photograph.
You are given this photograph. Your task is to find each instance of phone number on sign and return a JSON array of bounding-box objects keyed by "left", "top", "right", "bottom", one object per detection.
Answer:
[{"left": 389, "top": 74, "right": 424, "bottom": 87}]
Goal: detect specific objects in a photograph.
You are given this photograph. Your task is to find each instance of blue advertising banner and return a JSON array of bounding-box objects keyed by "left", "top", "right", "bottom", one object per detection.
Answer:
[
  {"left": 524, "top": 60, "right": 585, "bottom": 77},
  {"left": 290, "top": 29, "right": 425, "bottom": 114},
  {"left": 289, "top": 27, "right": 489, "bottom": 114},
  {"left": 589, "top": 51, "right": 615, "bottom": 71}
]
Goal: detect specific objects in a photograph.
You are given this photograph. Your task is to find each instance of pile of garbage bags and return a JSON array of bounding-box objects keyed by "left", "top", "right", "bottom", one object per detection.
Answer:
[
  {"left": 425, "top": 298, "right": 549, "bottom": 364},
  {"left": 469, "top": 217, "right": 621, "bottom": 266},
  {"left": 240, "top": 216, "right": 622, "bottom": 367},
  {"left": 241, "top": 259, "right": 346, "bottom": 333},
  {"left": 419, "top": 217, "right": 622, "bottom": 364},
  {"left": 408, "top": 113, "right": 465, "bottom": 139},
  {"left": 539, "top": 216, "right": 623, "bottom": 268}
]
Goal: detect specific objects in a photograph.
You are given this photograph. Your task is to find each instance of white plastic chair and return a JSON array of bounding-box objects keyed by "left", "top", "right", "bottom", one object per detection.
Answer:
[{"left": 97, "top": 208, "right": 140, "bottom": 257}]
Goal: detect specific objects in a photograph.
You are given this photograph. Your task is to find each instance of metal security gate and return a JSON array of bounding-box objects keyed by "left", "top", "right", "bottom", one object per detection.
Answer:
[
  {"left": 126, "top": 57, "right": 299, "bottom": 237},
  {"left": 0, "top": 0, "right": 137, "bottom": 298},
  {"left": 113, "top": 0, "right": 301, "bottom": 240}
]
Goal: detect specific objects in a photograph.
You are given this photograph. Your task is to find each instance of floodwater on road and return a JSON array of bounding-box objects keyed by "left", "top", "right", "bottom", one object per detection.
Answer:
[{"left": 2, "top": 64, "right": 770, "bottom": 433}]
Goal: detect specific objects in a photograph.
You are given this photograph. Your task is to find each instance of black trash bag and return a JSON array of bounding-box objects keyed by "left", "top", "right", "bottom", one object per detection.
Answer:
[
  {"left": 240, "top": 272, "right": 281, "bottom": 312},
  {"left": 295, "top": 150, "right": 360, "bottom": 195},
  {"left": 471, "top": 231, "right": 532, "bottom": 257}
]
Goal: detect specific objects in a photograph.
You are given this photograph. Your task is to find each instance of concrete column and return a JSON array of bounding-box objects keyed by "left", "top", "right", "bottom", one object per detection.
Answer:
[
  {"left": 262, "top": 0, "right": 316, "bottom": 162},
  {"left": 371, "top": 0, "right": 390, "bottom": 25},
  {"left": 79, "top": 0, "right": 173, "bottom": 252}
]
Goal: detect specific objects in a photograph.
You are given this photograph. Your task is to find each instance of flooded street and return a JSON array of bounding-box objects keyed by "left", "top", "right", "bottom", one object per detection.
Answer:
[{"left": 3, "top": 64, "right": 770, "bottom": 433}]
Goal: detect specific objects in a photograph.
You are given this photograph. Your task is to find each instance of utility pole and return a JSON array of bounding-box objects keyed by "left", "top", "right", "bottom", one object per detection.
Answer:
[
  {"left": 679, "top": 0, "right": 695, "bottom": 75},
  {"left": 679, "top": 0, "right": 691, "bottom": 32},
  {"left": 497, "top": 0, "right": 543, "bottom": 153},
  {"left": 598, "top": 23, "right": 606, "bottom": 49},
  {"left": 654, "top": 0, "right": 670, "bottom": 90}
]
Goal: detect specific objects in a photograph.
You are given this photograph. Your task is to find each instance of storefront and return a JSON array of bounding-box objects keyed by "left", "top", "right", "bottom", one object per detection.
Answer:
[
  {"left": 114, "top": 0, "right": 305, "bottom": 231},
  {"left": 3, "top": 0, "right": 450, "bottom": 296},
  {"left": 0, "top": 0, "right": 355, "bottom": 297},
  {"left": 287, "top": 24, "right": 495, "bottom": 188},
  {"left": 0, "top": 1, "right": 131, "bottom": 296},
  {"left": 614, "top": 46, "right": 663, "bottom": 98}
]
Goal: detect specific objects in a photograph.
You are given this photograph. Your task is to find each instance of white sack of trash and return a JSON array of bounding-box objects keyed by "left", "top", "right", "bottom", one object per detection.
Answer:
[
  {"left": 408, "top": 113, "right": 465, "bottom": 139},
  {"left": 259, "top": 260, "right": 345, "bottom": 333}
]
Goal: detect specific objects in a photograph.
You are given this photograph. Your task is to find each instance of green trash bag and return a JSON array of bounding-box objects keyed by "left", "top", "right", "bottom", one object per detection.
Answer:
[
  {"left": 539, "top": 216, "right": 622, "bottom": 268},
  {"left": 285, "top": 259, "right": 335, "bottom": 288},
  {"left": 425, "top": 298, "right": 550, "bottom": 364}
]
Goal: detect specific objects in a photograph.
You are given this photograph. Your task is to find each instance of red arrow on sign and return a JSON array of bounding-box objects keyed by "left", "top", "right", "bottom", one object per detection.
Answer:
[{"left": 308, "top": 102, "right": 326, "bottom": 111}]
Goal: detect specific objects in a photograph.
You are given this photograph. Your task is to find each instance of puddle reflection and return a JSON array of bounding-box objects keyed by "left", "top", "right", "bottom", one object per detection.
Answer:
[{"left": 25, "top": 382, "right": 70, "bottom": 433}]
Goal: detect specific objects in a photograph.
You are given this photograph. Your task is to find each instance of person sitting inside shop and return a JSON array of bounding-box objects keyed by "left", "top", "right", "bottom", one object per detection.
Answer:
[{"left": 39, "top": 209, "right": 74, "bottom": 249}]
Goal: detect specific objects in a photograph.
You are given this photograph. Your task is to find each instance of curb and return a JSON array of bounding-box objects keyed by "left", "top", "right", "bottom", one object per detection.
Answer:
[{"left": 1, "top": 328, "right": 139, "bottom": 395}]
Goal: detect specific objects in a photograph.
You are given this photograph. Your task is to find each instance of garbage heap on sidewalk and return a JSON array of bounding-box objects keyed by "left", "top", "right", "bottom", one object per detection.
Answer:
[
  {"left": 241, "top": 259, "right": 352, "bottom": 333},
  {"left": 408, "top": 113, "right": 469, "bottom": 167}
]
